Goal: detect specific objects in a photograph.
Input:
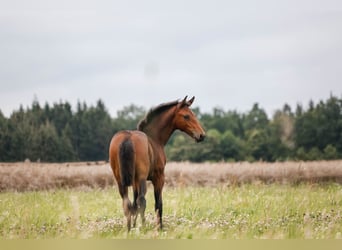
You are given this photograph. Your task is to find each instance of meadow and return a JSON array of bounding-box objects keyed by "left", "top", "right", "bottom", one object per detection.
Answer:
[{"left": 0, "top": 161, "right": 342, "bottom": 239}]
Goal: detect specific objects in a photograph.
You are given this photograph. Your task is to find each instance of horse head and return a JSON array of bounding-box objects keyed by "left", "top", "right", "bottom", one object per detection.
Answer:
[{"left": 173, "top": 96, "right": 206, "bottom": 142}]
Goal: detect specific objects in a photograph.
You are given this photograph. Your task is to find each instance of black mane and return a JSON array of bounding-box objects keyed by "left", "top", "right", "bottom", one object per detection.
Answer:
[{"left": 137, "top": 100, "right": 179, "bottom": 132}]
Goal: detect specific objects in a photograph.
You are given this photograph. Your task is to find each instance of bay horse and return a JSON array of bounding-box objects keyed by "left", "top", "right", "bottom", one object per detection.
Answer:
[{"left": 109, "top": 96, "right": 205, "bottom": 231}]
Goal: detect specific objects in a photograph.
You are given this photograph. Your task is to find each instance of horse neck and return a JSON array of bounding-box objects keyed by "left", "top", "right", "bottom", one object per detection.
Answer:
[{"left": 143, "top": 108, "right": 176, "bottom": 146}]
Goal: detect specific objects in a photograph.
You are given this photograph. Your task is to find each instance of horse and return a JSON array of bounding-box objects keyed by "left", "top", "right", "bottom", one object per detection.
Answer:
[{"left": 109, "top": 96, "right": 205, "bottom": 231}]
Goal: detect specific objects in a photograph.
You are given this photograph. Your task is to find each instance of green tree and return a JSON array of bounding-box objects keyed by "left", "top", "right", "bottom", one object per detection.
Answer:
[
  {"left": 166, "top": 133, "right": 192, "bottom": 162},
  {"left": 49, "top": 102, "right": 73, "bottom": 135},
  {"left": 0, "top": 110, "right": 10, "bottom": 161},
  {"left": 243, "top": 103, "right": 269, "bottom": 132},
  {"left": 295, "top": 95, "right": 342, "bottom": 154},
  {"left": 201, "top": 109, "right": 244, "bottom": 137},
  {"left": 75, "top": 99, "right": 113, "bottom": 161},
  {"left": 245, "top": 129, "right": 272, "bottom": 161},
  {"left": 114, "top": 104, "right": 145, "bottom": 131},
  {"left": 203, "top": 129, "right": 224, "bottom": 161},
  {"left": 7, "top": 108, "right": 32, "bottom": 161},
  {"left": 30, "top": 121, "right": 60, "bottom": 162},
  {"left": 220, "top": 130, "right": 245, "bottom": 161},
  {"left": 58, "top": 123, "right": 77, "bottom": 161},
  {"left": 306, "top": 147, "right": 322, "bottom": 161},
  {"left": 294, "top": 107, "right": 317, "bottom": 151},
  {"left": 323, "top": 144, "right": 338, "bottom": 160},
  {"left": 3, "top": 95, "right": 342, "bottom": 163},
  {"left": 166, "top": 129, "right": 223, "bottom": 162},
  {"left": 296, "top": 147, "right": 307, "bottom": 161},
  {"left": 319, "top": 96, "right": 342, "bottom": 151}
]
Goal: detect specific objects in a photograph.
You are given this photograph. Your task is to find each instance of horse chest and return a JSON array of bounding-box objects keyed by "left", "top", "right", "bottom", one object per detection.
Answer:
[
  {"left": 147, "top": 141, "right": 166, "bottom": 180},
  {"left": 147, "top": 162, "right": 165, "bottom": 180}
]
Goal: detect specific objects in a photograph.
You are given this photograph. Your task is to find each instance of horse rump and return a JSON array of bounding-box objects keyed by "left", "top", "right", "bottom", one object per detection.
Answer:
[{"left": 119, "top": 138, "right": 135, "bottom": 186}]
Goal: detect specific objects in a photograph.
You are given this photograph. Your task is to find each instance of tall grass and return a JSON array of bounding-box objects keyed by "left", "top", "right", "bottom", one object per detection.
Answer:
[
  {"left": 1, "top": 184, "right": 341, "bottom": 239},
  {"left": 0, "top": 162, "right": 114, "bottom": 191}
]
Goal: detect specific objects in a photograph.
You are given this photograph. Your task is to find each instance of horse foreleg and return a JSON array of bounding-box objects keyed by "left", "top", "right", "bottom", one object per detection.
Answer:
[{"left": 153, "top": 182, "right": 164, "bottom": 230}]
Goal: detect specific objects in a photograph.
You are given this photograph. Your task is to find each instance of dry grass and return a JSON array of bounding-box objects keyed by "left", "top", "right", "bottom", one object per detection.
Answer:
[
  {"left": 166, "top": 161, "right": 342, "bottom": 187},
  {"left": 0, "top": 161, "right": 113, "bottom": 192},
  {"left": 1, "top": 160, "right": 342, "bottom": 191}
]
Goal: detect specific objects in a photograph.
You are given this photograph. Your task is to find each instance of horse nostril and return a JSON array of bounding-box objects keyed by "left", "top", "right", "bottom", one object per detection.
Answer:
[{"left": 197, "top": 134, "right": 205, "bottom": 142}]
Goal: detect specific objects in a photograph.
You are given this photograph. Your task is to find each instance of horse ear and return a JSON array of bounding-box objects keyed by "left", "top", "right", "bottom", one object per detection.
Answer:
[
  {"left": 180, "top": 96, "right": 188, "bottom": 107},
  {"left": 187, "top": 96, "right": 195, "bottom": 106}
]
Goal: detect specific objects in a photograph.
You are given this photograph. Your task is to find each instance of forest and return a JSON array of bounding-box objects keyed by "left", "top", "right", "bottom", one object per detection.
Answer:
[{"left": 0, "top": 95, "right": 342, "bottom": 162}]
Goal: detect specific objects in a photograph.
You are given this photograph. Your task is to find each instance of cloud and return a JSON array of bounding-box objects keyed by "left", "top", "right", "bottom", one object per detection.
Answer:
[{"left": 1, "top": 0, "right": 342, "bottom": 117}]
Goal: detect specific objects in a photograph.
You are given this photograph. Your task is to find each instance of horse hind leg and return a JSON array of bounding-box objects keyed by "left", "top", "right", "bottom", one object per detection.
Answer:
[
  {"left": 132, "top": 188, "right": 139, "bottom": 227},
  {"left": 123, "top": 198, "right": 133, "bottom": 231},
  {"left": 137, "top": 180, "right": 147, "bottom": 225},
  {"left": 119, "top": 184, "right": 133, "bottom": 231},
  {"left": 133, "top": 180, "right": 147, "bottom": 227}
]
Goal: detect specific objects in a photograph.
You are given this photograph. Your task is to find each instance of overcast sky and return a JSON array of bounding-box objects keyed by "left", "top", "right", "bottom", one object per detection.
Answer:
[{"left": 1, "top": 0, "right": 342, "bottom": 118}]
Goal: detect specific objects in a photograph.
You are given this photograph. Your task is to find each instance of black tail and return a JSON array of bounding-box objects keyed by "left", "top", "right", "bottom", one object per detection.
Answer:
[{"left": 119, "top": 138, "right": 135, "bottom": 186}]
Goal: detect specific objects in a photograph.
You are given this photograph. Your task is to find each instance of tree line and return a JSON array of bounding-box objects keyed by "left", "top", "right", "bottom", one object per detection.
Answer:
[{"left": 0, "top": 95, "right": 342, "bottom": 162}]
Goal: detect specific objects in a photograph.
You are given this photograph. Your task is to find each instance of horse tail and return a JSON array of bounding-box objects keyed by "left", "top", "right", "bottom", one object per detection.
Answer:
[{"left": 119, "top": 137, "right": 135, "bottom": 187}]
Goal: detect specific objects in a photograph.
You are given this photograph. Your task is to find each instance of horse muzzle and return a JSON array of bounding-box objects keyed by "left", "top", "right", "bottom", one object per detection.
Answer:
[{"left": 195, "top": 133, "right": 206, "bottom": 143}]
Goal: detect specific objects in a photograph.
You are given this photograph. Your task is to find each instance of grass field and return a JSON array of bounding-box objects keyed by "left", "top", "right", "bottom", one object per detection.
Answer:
[
  {"left": 1, "top": 184, "right": 341, "bottom": 239},
  {"left": 1, "top": 161, "right": 342, "bottom": 239}
]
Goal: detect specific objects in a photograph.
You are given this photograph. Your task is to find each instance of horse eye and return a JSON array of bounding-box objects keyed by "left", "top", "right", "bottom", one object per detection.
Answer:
[{"left": 184, "top": 114, "right": 190, "bottom": 120}]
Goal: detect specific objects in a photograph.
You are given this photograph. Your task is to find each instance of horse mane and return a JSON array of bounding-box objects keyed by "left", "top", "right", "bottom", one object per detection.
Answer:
[{"left": 137, "top": 100, "right": 179, "bottom": 132}]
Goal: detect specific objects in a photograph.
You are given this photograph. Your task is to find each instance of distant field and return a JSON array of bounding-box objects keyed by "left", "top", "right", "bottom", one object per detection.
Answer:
[
  {"left": 1, "top": 161, "right": 341, "bottom": 239},
  {"left": 1, "top": 160, "right": 342, "bottom": 191}
]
